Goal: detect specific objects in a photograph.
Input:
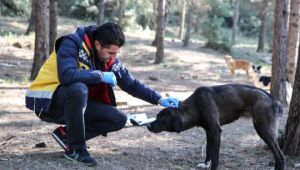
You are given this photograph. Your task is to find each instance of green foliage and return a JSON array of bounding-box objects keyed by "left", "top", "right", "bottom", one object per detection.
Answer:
[
  {"left": 128, "top": 0, "right": 156, "bottom": 30},
  {"left": 206, "top": 0, "right": 231, "bottom": 18},
  {"left": 0, "top": 0, "right": 30, "bottom": 16},
  {"left": 0, "top": 75, "right": 30, "bottom": 85},
  {"left": 199, "top": 0, "right": 232, "bottom": 52},
  {"left": 57, "top": 0, "right": 79, "bottom": 17},
  {"left": 239, "top": 16, "right": 260, "bottom": 36},
  {"left": 202, "top": 15, "right": 231, "bottom": 52},
  {"left": 136, "top": 13, "right": 156, "bottom": 30},
  {"left": 58, "top": 0, "right": 120, "bottom": 22},
  {"left": 239, "top": 4, "right": 260, "bottom": 36}
]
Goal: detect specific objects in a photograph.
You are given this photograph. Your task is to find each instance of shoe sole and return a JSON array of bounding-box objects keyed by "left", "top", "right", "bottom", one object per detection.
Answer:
[
  {"left": 64, "top": 154, "right": 97, "bottom": 167},
  {"left": 51, "top": 132, "right": 67, "bottom": 150}
]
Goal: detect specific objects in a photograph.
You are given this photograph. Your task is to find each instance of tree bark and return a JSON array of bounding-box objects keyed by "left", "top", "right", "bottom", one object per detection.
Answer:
[
  {"left": 151, "top": 34, "right": 158, "bottom": 46},
  {"left": 282, "top": 46, "right": 300, "bottom": 155},
  {"left": 164, "top": 0, "right": 171, "bottom": 26},
  {"left": 194, "top": 11, "right": 201, "bottom": 33},
  {"left": 49, "top": 0, "right": 57, "bottom": 53},
  {"left": 117, "top": 0, "right": 126, "bottom": 25},
  {"left": 97, "top": 0, "right": 106, "bottom": 25},
  {"left": 231, "top": 0, "right": 240, "bottom": 46},
  {"left": 154, "top": 0, "right": 165, "bottom": 64},
  {"left": 256, "top": 1, "right": 268, "bottom": 52},
  {"left": 286, "top": 0, "right": 300, "bottom": 85},
  {"left": 270, "top": 0, "right": 289, "bottom": 106},
  {"left": 25, "top": 0, "right": 36, "bottom": 35},
  {"left": 30, "top": 0, "right": 49, "bottom": 80},
  {"left": 183, "top": 5, "right": 192, "bottom": 48},
  {"left": 177, "top": 0, "right": 186, "bottom": 40}
]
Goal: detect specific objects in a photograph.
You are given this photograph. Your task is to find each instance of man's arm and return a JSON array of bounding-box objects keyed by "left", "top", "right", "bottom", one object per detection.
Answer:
[
  {"left": 114, "top": 59, "right": 178, "bottom": 108},
  {"left": 113, "top": 59, "right": 161, "bottom": 104},
  {"left": 57, "top": 36, "right": 102, "bottom": 85}
]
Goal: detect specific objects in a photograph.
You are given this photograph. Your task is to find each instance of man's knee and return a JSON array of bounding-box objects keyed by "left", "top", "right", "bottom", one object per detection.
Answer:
[
  {"left": 66, "top": 82, "right": 88, "bottom": 99},
  {"left": 115, "top": 113, "right": 127, "bottom": 130}
]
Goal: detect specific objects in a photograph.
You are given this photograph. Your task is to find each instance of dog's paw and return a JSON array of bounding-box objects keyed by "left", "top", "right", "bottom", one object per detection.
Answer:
[{"left": 197, "top": 160, "right": 211, "bottom": 170}]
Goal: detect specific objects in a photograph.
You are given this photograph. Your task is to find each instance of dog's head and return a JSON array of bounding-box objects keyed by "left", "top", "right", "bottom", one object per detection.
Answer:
[
  {"left": 259, "top": 76, "right": 271, "bottom": 86},
  {"left": 224, "top": 55, "right": 233, "bottom": 60},
  {"left": 252, "top": 65, "right": 262, "bottom": 74},
  {"left": 147, "top": 108, "right": 185, "bottom": 133}
]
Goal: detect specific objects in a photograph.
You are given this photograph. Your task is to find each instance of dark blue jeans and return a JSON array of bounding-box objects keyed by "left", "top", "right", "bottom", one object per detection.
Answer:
[{"left": 45, "top": 82, "right": 127, "bottom": 150}]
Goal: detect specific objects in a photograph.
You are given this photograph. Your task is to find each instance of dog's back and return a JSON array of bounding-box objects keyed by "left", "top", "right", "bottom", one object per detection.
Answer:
[
  {"left": 233, "top": 60, "right": 252, "bottom": 70},
  {"left": 195, "top": 84, "right": 282, "bottom": 125},
  {"left": 224, "top": 55, "right": 252, "bottom": 70},
  {"left": 224, "top": 55, "right": 254, "bottom": 80}
]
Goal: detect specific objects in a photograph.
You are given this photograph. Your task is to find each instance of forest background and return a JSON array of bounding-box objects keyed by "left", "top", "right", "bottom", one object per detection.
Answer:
[{"left": 0, "top": 0, "right": 300, "bottom": 169}]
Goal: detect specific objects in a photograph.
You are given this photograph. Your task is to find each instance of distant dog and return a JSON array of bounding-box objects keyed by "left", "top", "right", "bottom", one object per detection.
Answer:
[
  {"left": 259, "top": 76, "right": 271, "bottom": 86},
  {"left": 147, "top": 84, "right": 285, "bottom": 170},
  {"left": 224, "top": 55, "right": 254, "bottom": 79}
]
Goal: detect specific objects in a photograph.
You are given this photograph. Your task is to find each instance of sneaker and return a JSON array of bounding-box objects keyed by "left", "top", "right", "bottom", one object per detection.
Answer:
[
  {"left": 51, "top": 126, "right": 68, "bottom": 151},
  {"left": 64, "top": 148, "right": 97, "bottom": 167}
]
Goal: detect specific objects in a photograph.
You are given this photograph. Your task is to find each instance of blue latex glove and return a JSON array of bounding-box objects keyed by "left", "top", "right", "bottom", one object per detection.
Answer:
[
  {"left": 101, "top": 72, "right": 117, "bottom": 86},
  {"left": 159, "top": 97, "right": 179, "bottom": 108},
  {"left": 92, "top": 70, "right": 117, "bottom": 87}
]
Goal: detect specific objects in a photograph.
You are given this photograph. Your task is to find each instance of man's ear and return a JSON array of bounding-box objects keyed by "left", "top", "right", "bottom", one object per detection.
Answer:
[{"left": 95, "top": 40, "right": 101, "bottom": 50}]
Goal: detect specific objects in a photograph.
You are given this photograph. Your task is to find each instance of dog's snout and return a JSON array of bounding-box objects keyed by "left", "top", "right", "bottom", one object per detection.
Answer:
[{"left": 146, "top": 122, "right": 162, "bottom": 133}]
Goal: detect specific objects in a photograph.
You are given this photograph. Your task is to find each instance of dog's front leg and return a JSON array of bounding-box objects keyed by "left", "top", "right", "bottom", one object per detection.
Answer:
[
  {"left": 230, "top": 69, "right": 235, "bottom": 77},
  {"left": 205, "top": 126, "right": 222, "bottom": 170}
]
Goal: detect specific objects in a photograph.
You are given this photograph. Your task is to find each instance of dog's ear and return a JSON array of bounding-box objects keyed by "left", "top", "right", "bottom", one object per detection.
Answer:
[
  {"left": 257, "top": 65, "right": 262, "bottom": 70},
  {"left": 256, "top": 65, "right": 262, "bottom": 73},
  {"left": 172, "top": 115, "right": 184, "bottom": 133}
]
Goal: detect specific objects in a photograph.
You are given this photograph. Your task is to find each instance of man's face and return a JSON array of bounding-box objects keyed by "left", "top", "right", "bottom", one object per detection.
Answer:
[{"left": 95, "top": 40, "right": 120, "bottom": 63}]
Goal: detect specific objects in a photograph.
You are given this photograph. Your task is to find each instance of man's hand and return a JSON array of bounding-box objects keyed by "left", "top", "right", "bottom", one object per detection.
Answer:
[
  {"left": 92, "top": 70, "right": 117, "bottom": 86},
  {"left": 101, "top": 72, "right": 117, "bottom": 86},
  {"left": 159, "top": 97, "right": 179, "bottom": 108}
]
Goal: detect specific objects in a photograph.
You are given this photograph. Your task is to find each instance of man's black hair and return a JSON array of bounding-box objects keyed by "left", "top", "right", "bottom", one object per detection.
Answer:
[{"left": 93, "top": 22, "right": 126, "bottom": 47}]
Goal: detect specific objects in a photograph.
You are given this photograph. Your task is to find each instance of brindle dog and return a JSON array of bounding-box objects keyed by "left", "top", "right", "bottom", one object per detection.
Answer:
[{"left": 147, "top": 84, "right": 285, "bottom": 170}]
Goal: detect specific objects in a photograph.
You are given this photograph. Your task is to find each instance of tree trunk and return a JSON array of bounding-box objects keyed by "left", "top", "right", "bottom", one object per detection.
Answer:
[
  {"left": 151, "top": 34, "right": 158, "bottom": 46},
  {"left": 257, "top": 0, "right": 269, "bottom": 52},
  {"left": 30, "top": 0, "right": 49, "bottom": 80},
  {"left": 154, "top": 0, "right": 165, "bottom": 64},
  {"left": 183, "top": 5, "right": 192, "bottom": 48},
  {"left": 194, "top": 11, "right": 201, "bottom": 33},
  {"left": 49, "top": 0, "right": 57, "bottom": 53},
  {"left": 282, "top": 46, "right": 300, "bottom": 155},
  {"left": 286, "top": 0, "right": 300, "bottom": 86},
  {"left": 270, "top": 0, "right": 289, "bottom": 106},
  {"left": 25, "top": 0, "right": 36, "bottom": 35},
  {"left": 231, "top": 0, "right": 240, "bottom": 46},
  {"left": 177, "top": 0, "right": 185, "bottom": 39},
  {"left": 117, "top": 0, "right": 126, "bottom": 26},
  {"left": 0, "top": 0, "right": 2, "bottom": 16},
  {"left": 164, "top": 0, "right": 171, "bottom": 26},
  {"left": 97, "top": 0, "right": 106, "bottom": 25}
]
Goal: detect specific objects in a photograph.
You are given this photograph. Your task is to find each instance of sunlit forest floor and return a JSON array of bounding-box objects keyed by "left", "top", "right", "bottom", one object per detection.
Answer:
[{"left": 0, "top": 16, "right": 299, "bottom": 170}]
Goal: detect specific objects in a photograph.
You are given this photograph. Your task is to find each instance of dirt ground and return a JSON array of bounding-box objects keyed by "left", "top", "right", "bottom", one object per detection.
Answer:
[{"left": 0, "top": 16, "right": 299, "bottom": 170}]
